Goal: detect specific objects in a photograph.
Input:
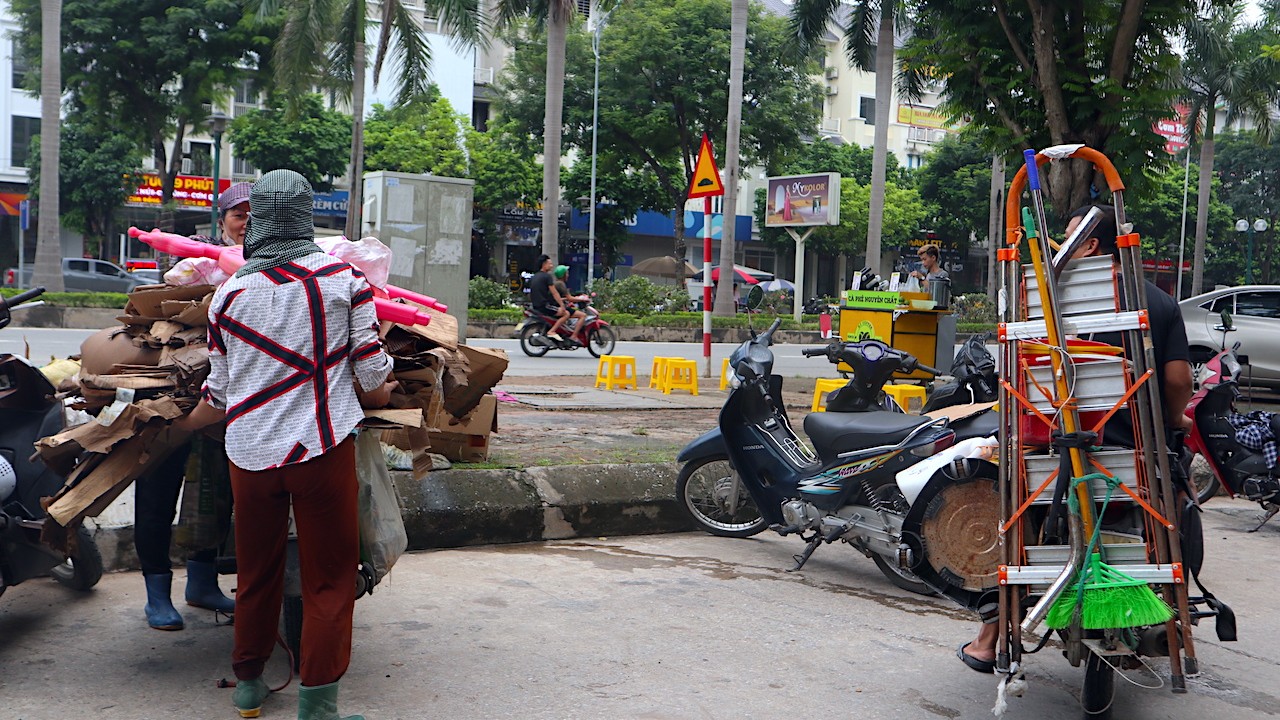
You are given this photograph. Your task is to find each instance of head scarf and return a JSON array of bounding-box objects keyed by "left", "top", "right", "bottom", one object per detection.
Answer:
[{"left": 236, "top": 170, "right": 323, "bottom": 278}]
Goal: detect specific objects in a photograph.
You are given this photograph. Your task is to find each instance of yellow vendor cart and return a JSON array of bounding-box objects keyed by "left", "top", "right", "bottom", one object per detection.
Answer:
[{"left": 837, "top": 290, "right": 956, "bottom": 380}]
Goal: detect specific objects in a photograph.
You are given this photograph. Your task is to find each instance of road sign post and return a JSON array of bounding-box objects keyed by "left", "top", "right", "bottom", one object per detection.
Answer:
[{"left": 688, "top": 134, "right": 726, "bottom": 378}]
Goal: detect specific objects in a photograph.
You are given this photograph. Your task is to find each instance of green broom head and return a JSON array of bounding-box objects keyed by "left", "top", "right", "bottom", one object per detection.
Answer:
[{"left": 1045, "top": 553, "right": 1174, "bottom": 630}]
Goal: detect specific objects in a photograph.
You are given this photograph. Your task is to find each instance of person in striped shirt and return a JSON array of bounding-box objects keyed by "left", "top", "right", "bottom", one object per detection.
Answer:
[{"left": 179, "top": 170, "right": 394, "bottom": 720}]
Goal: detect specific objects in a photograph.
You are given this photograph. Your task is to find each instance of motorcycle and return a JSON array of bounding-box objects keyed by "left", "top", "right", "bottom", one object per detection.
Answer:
[
  {"left": 1185, "top": 310, "right": 1280, "bottom": 522},
  {"left": 0, "top": 287, "right": 104, "bottom": 598},
  {"left": 921, "top": 333, "right": 999, "bottom": 414},
  {"left": 516, "top": 301, "right": 617, "bottom": 358},
  {"left": 676, "top": 314, "right": 1001, "bottom": 604}
]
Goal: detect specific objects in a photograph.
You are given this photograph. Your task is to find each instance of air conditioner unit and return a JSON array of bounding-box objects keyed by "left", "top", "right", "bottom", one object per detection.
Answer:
[
  {"left": 825, "top": 86, "right": 838, "bottom": 96},
  {"left": 181, "top": 158, "right": 194, "bottom": 174},
  {"left": 181, "top": 139, "right": 192, "bottom": 156},
  {"left": 824, "top": 66, "right": 839, "bottom": 79}
]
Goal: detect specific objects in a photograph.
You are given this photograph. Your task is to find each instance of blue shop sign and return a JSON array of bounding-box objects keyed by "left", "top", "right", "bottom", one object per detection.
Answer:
[
  {"left": 313, "top": 190, "right": 350, "bottom": 217},
  {"left": 567, "top": 253, "right": 632, "bottom": 266},
  {"left": 569, "top": 208, "right": 753, "bottom": 240}
]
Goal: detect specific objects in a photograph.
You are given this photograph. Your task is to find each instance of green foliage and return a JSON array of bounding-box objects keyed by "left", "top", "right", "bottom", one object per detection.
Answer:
[
  {"left": 365, "top": 91, "right": 468, "bottom": 177},
  {"left": 27, "top": 113, "right": 144, "bottom": 247},
  {"left": 229, "top": 94, "right": 352, "bottom": 191},
  {"left": 0, "top": 289, "right": 129, "bottom": 308},
  {"left": 12, "top": 0, "right": 269, "bottom": 195},
  {"left": 1126, "top": 159, "right": 1233, "bottom": 280},
  {"left": 467, "top": 276, "right": 515, "bottom": 309},
  {"left": 951, "top": 293, "right": 997, "bottom": 325},
  {"left": 900, "top": 0, "right": 1199, "bottom": 213},
  {"left": 495, "top": 0, "right": 822, "bottom": 248},
  {"left": 467, "top": 120, "right": 542, "bottom": 223},
  {"left": 1214, "top": 132, "right": 1280, "bottom": 284},
  {"left": 591, "top": 275, "right": 688, "bottom": 316},
  {"left": 914, "top": 133, "right": 994, "bottom": 253}
]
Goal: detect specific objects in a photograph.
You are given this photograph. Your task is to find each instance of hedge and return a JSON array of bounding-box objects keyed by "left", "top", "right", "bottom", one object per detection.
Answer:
[{"left": 1, "top": 288, "right": 129, "bottom": 309}]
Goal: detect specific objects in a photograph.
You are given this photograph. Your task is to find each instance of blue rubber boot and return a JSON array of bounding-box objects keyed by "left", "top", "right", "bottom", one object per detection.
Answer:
[
  {"left": 297, "top": 682, "right": 364, "bottom": 720},
  {"left": 143, "top": 572, "right": 184, "bottom": 630},
  {"left": 233, "top": 676, "right": 270, "bottom": 718},
  {"left": 184, "top": 560, "right": 235, "bottom": 614}
]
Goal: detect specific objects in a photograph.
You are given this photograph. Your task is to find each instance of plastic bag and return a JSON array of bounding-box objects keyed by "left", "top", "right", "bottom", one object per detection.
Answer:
[
  {"left": 174, "top": 436, "right": 233, "bottom": 551},
  {"left": 356, "top": 430, "right": 407, "bottom": 585},
  {"left": 316, "top": 236, "right": 393, "bottom": 289},
  {"left": 165, "top": 257, "right": 231, "bottom": 287}
]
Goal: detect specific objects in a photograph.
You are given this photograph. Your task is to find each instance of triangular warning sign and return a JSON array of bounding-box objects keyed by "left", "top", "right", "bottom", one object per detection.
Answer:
[{"left": 687, "top": 133, "right": 725, "bottom": 199}]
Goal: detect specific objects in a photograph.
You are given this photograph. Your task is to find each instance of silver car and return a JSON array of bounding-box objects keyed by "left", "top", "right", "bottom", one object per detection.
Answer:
[{"left": 1180, "top": 285, "right": 1280, "bottom": 387}]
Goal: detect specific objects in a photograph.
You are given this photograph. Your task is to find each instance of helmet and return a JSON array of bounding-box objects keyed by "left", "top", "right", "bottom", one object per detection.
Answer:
[{"left": 554, "top": 265, "right": 568, "bottom": 279}]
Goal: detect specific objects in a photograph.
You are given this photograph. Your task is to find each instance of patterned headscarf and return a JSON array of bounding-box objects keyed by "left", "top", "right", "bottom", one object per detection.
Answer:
[{"left": 236, "top": 170, "right": 323, "bottom": 277}]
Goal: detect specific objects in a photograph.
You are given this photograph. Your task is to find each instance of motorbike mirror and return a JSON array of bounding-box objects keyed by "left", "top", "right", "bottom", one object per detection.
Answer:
[
  {"left": 0, "top": 302, "right": 9, "bottom": 331},
  {"left": 1220, "top": 310, "right": 1233, "bottom": 331},
  {"left": 745, "top": 284, "right": 765, "bottom": 310}
]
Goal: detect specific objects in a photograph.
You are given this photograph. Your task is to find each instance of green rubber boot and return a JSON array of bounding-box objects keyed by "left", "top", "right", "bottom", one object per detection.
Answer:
[
  {"left": 233, "top": 677, "right": 269, "bottom": 718},
  {"left": 297, "top": 682, "right": 363, "bottom": 720}
]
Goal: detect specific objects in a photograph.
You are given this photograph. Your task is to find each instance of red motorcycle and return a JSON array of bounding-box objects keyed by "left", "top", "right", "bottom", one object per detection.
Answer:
[
  {"left": 1184, "top": 310, "right": 1280, "bottom": 522},
  {"left": 515, "top": 300, "right": 617, "bottom": 358}
]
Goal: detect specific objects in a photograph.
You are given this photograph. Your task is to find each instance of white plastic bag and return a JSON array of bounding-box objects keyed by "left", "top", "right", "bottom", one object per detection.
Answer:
[
  {"left": 165, "top": 257, "right": 230, "bottom": 286},
  {"left": 356, "top": 430, "right": 408, "bottom": 585},
  {"left": 317, "top": 236, "right": 393, "bottom": 289}
]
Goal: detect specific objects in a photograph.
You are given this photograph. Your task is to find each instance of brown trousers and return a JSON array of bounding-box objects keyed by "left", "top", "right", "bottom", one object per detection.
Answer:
[{"left": 229, "top": 437, "right": 358, "bottom": 687}]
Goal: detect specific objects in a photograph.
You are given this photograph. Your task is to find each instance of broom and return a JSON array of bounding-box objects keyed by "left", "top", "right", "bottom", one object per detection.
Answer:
[{"left": 1045, "top": 473, "right": 1174, "bottom": 630}]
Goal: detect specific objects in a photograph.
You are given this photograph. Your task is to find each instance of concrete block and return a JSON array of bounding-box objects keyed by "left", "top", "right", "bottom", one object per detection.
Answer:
[
  {"left": 394, "top": 468, "right": 543, "bottom": 550},
  {"left": 523, "top": 463, "right": 694, "bottom": 539}
]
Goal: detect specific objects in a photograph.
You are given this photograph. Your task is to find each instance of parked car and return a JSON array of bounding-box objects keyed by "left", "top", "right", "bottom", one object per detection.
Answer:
[
  {"left": 4, "top": 258, "right": 149, "bottom": 293},
  {"left": 1180, "top": 285, "right": 1280, "bottom": 387}
]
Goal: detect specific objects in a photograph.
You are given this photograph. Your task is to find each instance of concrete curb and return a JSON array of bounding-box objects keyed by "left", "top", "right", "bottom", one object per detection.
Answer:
[{"left": 88, "top": 462, "right": 692, "bottom": 572}]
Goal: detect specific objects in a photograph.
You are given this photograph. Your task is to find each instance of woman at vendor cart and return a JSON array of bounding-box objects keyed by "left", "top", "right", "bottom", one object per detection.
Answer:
[
  {"left": 134, "top": 181, "right": 254, "bottom": 632},
  {"left": 955, "top": 204, "right": 1193, "bottom": 674},
  {"left": 177, "top": 170, "right": 395, "bottom": 720}
]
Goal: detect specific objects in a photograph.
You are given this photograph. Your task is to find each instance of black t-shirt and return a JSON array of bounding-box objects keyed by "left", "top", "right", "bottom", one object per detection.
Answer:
[
  {"left": 1089, "top": 279, "right": 1190, "bottom": 446},
  {"left": 529, "top": 271, "right": 555, "bottom": 309}
]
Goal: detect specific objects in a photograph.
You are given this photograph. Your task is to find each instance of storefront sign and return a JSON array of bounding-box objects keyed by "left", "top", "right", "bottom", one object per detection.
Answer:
[
  {"left": 843, "top": 290, "right": 902, "bottom": 308},
  {"left": 897, "top": 105, "right": 949, "bottom": 129},
  {"left": 125, "top": 173, "right": 233, "bottom": 209}
]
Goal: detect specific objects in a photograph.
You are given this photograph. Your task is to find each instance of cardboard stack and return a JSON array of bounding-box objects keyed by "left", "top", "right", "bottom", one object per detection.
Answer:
[{"left": 36, "top": 284, "right": 508, "bottom": 545}]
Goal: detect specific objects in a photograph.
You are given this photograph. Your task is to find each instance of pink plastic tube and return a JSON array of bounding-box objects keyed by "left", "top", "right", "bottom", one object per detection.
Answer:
[{"left": 129, "top": 227, "right": 433, "bottom": 326}]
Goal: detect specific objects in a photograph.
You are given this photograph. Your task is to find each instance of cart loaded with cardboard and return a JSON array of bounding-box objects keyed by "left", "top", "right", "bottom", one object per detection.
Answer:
[
  {"left": 33, "top": 229, "right": 506, "bottom": 587},
  {"left": 971, "top": 146, "right": 1235, "bottom": 717}
]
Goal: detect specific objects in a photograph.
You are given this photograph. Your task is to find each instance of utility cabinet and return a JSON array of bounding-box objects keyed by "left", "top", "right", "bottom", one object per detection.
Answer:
[{"left": 363, "top": 172, "right": 475, "bottom": 340}]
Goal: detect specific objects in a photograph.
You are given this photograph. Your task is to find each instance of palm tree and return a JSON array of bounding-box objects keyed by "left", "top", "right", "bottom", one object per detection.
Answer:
[
  {"left": 31, "top": 0, "right": 63, "bottom": 292},
  {"left": 495, "top": 0, "right": 578, "bottom": 260},
  {"left": 713, "top": 0, "right": 748, "bottom": 318},
  {"left": 1183, "top": 4, "right": 1278, "bottom": 296},
  {"left": 791, "top": 0, "right": 903, "bottom": 277},
  {"left": 257, "top": 0, "right": 482, "bottom": 239}
]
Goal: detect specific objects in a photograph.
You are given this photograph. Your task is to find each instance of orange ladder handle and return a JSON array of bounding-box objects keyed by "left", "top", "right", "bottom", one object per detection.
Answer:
[{"left": 1004, "top": 146, "right": 1127, "bottom": 244}]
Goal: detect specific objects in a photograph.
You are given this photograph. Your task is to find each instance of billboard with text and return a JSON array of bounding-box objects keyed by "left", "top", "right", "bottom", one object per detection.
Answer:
[{"left": 764, "top": 173, "right": 841, "bottom": 228}]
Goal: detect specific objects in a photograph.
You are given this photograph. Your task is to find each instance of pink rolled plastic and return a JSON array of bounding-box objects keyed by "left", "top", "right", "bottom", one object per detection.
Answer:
[
  {"left": 128, "top": 227, "right": 432, "bottom": 327},
  {"left": 384, "top": 286, "right": 447, "bottom": 313}
]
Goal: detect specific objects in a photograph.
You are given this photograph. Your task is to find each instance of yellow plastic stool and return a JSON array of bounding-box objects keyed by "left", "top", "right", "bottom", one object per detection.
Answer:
[
  {"left": 595, "top": 355, "right": 637, "bottom": 390},
  {"left": 650, "top": 357, "right": 673, "bottom": 391},
  {"left": 664, "top": 359, "right": 699, "bottom": 395},
  {"left": 811, "top": 378, "right": 847, "bottom": 412},
  {"left": 882, "top": 383, "right": 927, "bottom": 413},
  {"left": 719, "top": 357, "right": 731, "bottom": 390}
]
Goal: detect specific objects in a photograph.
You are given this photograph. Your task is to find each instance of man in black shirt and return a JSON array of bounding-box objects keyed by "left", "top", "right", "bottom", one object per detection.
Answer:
[
  {"left": 956, "top": 204, "right": 1193, "bottom": 674},
  {"left": 528, "top": 254, "right": 568, "bottom": 341}
]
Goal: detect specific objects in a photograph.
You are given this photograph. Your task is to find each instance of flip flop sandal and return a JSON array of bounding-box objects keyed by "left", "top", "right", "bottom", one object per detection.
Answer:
[{"left": 956, "top": 643, "right": 995, "bottom": 674}]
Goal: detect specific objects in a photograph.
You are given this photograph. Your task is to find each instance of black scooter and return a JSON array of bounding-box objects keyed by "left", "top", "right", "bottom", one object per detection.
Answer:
[
  {"left": 0, "top": 287, "right": 103, "bottom": 598},
  {"left": 677, "top": 315, "right": 1001, "bottom": 601}
]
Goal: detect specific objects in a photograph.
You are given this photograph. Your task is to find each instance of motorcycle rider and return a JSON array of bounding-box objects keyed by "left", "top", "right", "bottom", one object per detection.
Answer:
[
  {"left": 529, "top": 254, "right": 569, "bottom": 341},
  {"left": 553, "top": 265, "right": 587, "bottom": 335},
  {"left": 957, "top": 204, "right": 1193, "bottom": 673}
]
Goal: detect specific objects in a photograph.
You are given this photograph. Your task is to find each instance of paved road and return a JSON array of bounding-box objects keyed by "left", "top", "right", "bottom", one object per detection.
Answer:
[{"left": 3, "top": 500, "right": 1278, "bottom": 720}]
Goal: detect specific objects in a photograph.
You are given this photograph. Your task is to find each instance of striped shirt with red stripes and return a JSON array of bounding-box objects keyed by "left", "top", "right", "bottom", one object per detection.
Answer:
[{"left": 202, "top": 252, "right": 393, "bottom": 471}]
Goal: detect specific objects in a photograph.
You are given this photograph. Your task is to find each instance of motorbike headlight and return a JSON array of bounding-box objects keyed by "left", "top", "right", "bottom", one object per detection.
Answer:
[{"left": 728, "top": 372, "right": 743, "bottom": 389}]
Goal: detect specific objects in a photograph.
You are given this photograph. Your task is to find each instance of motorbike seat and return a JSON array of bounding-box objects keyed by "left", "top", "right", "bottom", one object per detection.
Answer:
[{"left": 804, "top": 410, "right": 931, "bottom": 460}]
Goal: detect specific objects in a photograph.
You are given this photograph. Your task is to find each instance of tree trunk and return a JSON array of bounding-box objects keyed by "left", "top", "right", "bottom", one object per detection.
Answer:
[
  {"left": 32, "top": 0, "right": 64, "bottom": 291},
  {"left": 987, "top": 153, "right": 1004, "bottom": 301},
  {"left": 345, "top": 14, "right": 367, "bottom": 240},
  {"left": 865, "top": 1, "right": 894, "bottom": 277},
  {"left": 713, "top": 0, "right": 747, "bottom": 318},
  {"left": 541, "top": 11, "right": 568, "bottom": 259},
  {"left": 1191, "top": 125, "right": 1215, "bottom": 296}
]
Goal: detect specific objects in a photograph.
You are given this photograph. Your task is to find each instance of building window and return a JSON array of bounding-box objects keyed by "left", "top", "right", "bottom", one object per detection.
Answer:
[
  {"left": 472, "top": 100, "right": 490, "bottom": 132},
  {"left": 233, "top": 79, "right": 260, "bottom": 116},
  {"left": 11, "top": 116, "right": 39, "bottom": 168},
  {"left": 233, "top": 155, "right": 257, "bottom": 177},
  {"left": 11, "top": 41, "right": 29, "bottom": 89},
  {"left": 743, "top": 248, "right": 775, "bottom": 274},
  {"left": 859, "top": 97, "right": 875, "bottom": 125},
  {"left": 186, "top": 141, "right": 212, "bottom": 176}
]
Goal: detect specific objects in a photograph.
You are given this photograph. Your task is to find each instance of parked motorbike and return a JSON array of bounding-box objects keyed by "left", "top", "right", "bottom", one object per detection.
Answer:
[
  {"left": 921, "top": 333, "right": 999, "bottom": 414},
  {"left": 516, "top": 302, "right": 617, "bottom": 358},
  {"left": 1185, "top": 310, "right": 1280, "bottom": 522},
  {"left": 676, "top": 314, "right": 1001, "bottom": 603},
  {"left": 0, "top": 287, "right": 104, "bottom": 598}
]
